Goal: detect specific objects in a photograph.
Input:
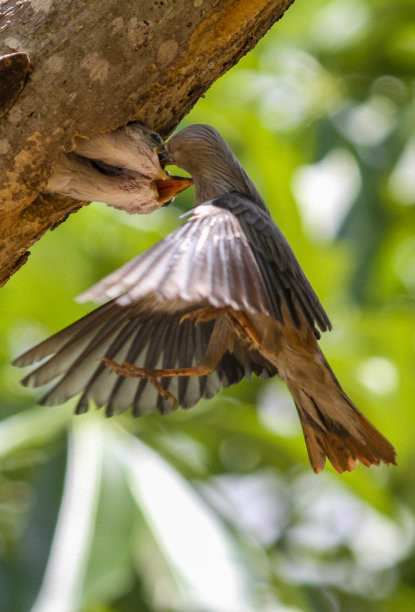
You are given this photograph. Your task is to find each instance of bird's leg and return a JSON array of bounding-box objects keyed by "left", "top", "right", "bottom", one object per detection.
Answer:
[
  {"left": 228, "top": 310, "right": 264, "bottom": 352},
  {"left": 182, "top": 307, "right": 263, "bottom": 351},
  {"left": 101, "top": 358, "right": 214, "bottom": 408},
  {"left": 102, "top": 357, "right": 213, "bottom": 379},
  {"left": 182, "top": 307, "right": 266, "bottom": 356},
  {"left": 101, "top": 311, "right": 235, "bottom": 407},
  {"left": 102, "top": 310, "right": 262, "bottom": 382}
]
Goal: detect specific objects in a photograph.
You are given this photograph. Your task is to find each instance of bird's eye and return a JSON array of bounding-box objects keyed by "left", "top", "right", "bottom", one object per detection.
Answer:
[{"left": 150, "top": 132, "right": 163, "bottom": 145}]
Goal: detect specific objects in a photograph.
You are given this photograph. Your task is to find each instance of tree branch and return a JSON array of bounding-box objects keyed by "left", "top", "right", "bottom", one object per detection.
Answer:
[{"left": 0, "top": 0, "right": 294, "bottom": 286}]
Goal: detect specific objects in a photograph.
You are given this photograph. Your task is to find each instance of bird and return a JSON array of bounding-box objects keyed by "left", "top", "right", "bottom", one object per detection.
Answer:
[
  {"left": 45, "top": 122, "right": 193, "bottom": 212},
  {"left": 13, "top": 124, "right": 396, "bottom": 474}
]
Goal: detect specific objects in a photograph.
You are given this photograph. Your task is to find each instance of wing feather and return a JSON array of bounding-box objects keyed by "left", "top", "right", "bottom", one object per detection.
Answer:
[
  {"left": 213, "top": 194, "right": 332, "bottom": 334},
  {"left": 77, "top": 204, "right": 272, "bottom": 315},
  {"left": 78, "top": 194, "right": 331, "bottom": 337},
  {"left": 14, "top": 191, "right": 325, "bottom": 415},
  {"left": 15, "top": 297, "right": 274, "bottom": 415}
]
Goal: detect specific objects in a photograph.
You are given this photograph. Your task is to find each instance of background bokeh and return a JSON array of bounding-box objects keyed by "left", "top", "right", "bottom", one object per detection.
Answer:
[{"left": 1, "top": 0, "right": 415, "bottom": 610}]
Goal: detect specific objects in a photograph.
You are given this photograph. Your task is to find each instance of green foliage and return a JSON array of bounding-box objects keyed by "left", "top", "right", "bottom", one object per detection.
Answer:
[{"left": 1, "top": 0, "right": 415, "bottom": 610}]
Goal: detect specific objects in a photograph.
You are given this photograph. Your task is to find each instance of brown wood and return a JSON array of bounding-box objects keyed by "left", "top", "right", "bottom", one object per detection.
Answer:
[{"left": 0, "top": 0, "right": 294, "bottom": 286}]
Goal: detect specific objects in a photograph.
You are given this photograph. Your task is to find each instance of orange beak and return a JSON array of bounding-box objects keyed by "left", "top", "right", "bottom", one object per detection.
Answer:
[{"left": 155, "top": 175, "right": 194, "bottom": 204}]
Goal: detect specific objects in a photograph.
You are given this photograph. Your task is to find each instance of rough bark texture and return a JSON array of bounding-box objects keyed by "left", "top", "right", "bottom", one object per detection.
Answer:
[{"left": 0, "top": 0, "right": 294, "bottom": 286}]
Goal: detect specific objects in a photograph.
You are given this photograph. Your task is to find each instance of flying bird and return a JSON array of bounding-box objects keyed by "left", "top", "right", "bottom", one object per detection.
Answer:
[
  {"left": 14, "top": 124, "right": 396, "bottom": 474},
  {"left": 45, "top": 122, "right": 193, "bottom": 212}
]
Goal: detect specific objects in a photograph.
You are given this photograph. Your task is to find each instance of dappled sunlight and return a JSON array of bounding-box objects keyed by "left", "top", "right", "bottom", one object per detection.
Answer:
[
  {"left": 258, "top": 382, "right": 300, "bottom": 438},
  {"left": 334, "top": 95, "right": 398, "bottom": 147},
  {"left": 292, "top": 148, "right": 361, "bottom": 240},
  {"left": 357, "top": 356, "right": 399, "bottom": 396},
  {"left": 389, "top": 136, "right": 415, "bottom": 206},
  {"left": 392, "top": 236, "right": 415, "bottom": 292},
  {"left": 310, "top": 0, "right": 370, "bottom": 51},
  {"left": 280, "top": 472, "right": 413, "bottom": 597},
  {"left": 258, "top": 49, "right": 341, "bottom": 131}
]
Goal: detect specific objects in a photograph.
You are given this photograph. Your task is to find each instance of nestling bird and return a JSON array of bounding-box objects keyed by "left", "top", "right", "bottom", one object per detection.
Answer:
[
  {"left": 45, "top": 122, "right": 193, "bottom": 212},
  {"left": 14, "top": 124, "right": 396, "bottom": 474}
]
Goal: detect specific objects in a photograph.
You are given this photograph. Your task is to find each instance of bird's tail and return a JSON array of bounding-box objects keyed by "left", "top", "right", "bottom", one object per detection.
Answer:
[{"left": 284, "top": 360, "right": 396, "bottom": 474}]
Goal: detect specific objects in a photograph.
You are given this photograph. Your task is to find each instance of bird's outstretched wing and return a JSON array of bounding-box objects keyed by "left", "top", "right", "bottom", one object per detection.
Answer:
[
  {"left": 13, "top": 297, "right": 275, "bottom": 416},
  {"left": 80, "top": 194, "right": 331, "bottom": 336},
  {"left": 13, "top": 192, "right": 326, "bottom": 415},
  {"left": 78, "top": 202, "right": 272, "bottom": 315}
]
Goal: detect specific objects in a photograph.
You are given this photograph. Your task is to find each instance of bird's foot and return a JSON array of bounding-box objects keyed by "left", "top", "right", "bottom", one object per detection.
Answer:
[
  {"left": 180, "top": 306, "right": 231, "bottom": 326},
  {"left": 101, "top": 358, "right": 212, "bottom": 409},
  {"left": 149, "top": 377, "right": 178, "bottom": 410},
  {"left": 102, "top": 358, "right": 152, "bottom": 378},
  {"left": 101, "top": 358, "right": 179, "bottom": 408}
]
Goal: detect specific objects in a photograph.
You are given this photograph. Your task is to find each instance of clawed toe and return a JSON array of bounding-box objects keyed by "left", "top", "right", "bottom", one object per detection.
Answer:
[
  {"left": 180, "top": 306, "right": 230, "bottom": 326},
  {"left": 100, "top": 357, "right": 179, "bottom": 409},
  {"left": 101, "top": 358, "right": 147, "bottom": 378}
]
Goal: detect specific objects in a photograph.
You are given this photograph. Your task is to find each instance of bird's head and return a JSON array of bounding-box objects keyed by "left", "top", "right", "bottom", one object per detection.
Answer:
[
  {"left": 166, "top": 124, "right": 266, "bottom": 209},
  {"left": 166, "top": 125, "right": 227, "bottom": 176}
]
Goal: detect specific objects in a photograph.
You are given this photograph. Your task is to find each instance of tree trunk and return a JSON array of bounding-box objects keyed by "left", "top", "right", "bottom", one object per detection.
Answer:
[{"left": 0, "top": 0, "right": 294, "bottom": 286}]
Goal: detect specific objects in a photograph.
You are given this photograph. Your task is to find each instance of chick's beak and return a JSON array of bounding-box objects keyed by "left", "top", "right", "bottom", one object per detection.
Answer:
[
  {"left": 155, "top": 175, "right": 193, "bottom": 205},
  {"left": 155, "top": 143, "right": 193, "bottom": 204}
]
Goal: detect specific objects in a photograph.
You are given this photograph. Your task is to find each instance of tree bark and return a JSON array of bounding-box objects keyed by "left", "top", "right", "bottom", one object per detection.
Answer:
[{"left": 0, "top": 0, "right": 294, "bottom": 286}]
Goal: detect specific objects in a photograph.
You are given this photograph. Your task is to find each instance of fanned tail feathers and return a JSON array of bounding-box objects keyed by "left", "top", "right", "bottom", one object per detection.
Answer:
[{"left": 287, "top": 381, "right": 396, "bottom": 474}]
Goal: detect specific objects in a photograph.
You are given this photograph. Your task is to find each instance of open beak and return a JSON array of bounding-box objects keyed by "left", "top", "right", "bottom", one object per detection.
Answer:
[
  {"left": 155, "top": 144, "right": 193, "bottom": 204},
  {"left": 155, "top": 175, "right": 193, "bottom": 204}
]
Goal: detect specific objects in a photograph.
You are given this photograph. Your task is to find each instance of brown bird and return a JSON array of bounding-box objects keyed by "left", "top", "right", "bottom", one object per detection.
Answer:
[
  {"left": 45, "top": 122, "right": 193, "bottom": 212},
  {"left": 14, "top": 124, "right": 396, "bottom": 474}
]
